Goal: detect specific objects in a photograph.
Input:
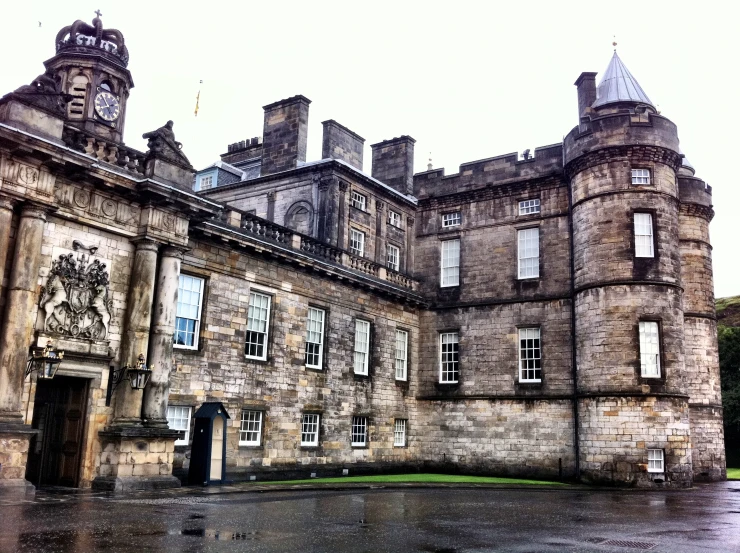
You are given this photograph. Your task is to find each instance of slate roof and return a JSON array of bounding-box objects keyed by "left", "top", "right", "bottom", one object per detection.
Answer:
[{"left": 592, "top": 52, "right": 654, "bottom": 109}]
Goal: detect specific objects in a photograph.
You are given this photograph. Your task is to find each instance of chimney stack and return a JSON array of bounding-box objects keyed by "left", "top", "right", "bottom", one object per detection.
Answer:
[
  {"left": 261, "top": 95, "right": 311, "bottom": 176},
  {"left": 370, "top": 135, "right": 416, "bottom": 195},
  {"left": 574, "top": 72, "right": 597, "bottom": 120},
  {"left": 321, "top": 120, "right": 365, "bottom": 170}
]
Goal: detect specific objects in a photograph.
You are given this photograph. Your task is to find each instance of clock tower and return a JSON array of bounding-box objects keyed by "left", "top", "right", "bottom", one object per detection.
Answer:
[{"left": 45, "top": 11, "right": 133, "bottom": 144}]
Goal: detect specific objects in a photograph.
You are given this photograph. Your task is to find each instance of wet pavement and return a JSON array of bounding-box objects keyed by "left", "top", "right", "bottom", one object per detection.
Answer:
[{"left": 1, "top": 481, "right": 739, "bottom": 552}]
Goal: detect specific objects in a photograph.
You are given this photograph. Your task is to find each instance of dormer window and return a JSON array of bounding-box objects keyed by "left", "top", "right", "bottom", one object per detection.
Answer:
[
  {"left": 199, "top": 175, "right": 213, "bottom": 191},
  {"left": 351, "top": 191, "right": 367, "bottom": 211}
]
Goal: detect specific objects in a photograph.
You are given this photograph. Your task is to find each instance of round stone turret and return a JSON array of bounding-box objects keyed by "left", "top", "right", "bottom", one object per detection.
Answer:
[{"left": 565, "top": 52, "right": 693, "bottom": 487}]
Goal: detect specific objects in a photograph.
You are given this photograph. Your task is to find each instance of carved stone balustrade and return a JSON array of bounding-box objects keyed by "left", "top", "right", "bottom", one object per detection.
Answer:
[
  {"left": 240, "top": 212, "right": 292, "bottom": 244},
  {"left": 62, "top": 125, "right": 147, "bottom": 175},
  {"left": 348, "top": 254, "right": 380, "bottom": 277},
  {"left": 299, "top": 235, "right": 343, "bottom": 264}
]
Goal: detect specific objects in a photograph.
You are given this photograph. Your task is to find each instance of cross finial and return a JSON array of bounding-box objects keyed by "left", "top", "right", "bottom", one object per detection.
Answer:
[
  {"left": 612, "top": 35, "right": 617, "bottom": 52},
  {"left": 94, "top": 9, "right": 102, "bottom": 18}
]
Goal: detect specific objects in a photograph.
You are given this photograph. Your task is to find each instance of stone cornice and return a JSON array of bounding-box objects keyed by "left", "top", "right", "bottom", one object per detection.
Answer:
[{"left": 564, "top": 145, "right": 682, "bottom": 180}]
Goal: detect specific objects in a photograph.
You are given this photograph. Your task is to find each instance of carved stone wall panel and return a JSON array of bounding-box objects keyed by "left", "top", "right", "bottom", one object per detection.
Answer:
[
  {"left": 54, "top": 181, "right": 140, "bottom": 233},
  {"left": 141, "top": 207, "right": 189, "bottom": 244},
  {"left": 0, "top": 157, "right": 56, "bottom": 197},
  {"left": 36, "top": 244, "right": 113, "bottom": 342}
]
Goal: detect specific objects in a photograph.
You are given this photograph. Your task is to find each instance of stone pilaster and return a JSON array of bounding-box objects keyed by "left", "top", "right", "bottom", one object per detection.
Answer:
[
  {"left": 112, "top": 238, "right": 159, "bottom": 425},
  {"left": 142, "top": 245, "right": 184, "bottom": 426},
  {"left": 0, "top": 203, "right": 47, "bottom": 496},
  {"left": 375, "top": 200, "right": 386, "bottom": 266},
  {"left": 406, "top": 217, "right": 415, "bottom": 277}
]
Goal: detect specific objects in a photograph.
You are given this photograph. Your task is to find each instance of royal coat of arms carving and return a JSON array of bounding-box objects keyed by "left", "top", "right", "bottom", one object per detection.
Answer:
[{"left": 39, "top": 242, "right": 112, "bottom": 340}]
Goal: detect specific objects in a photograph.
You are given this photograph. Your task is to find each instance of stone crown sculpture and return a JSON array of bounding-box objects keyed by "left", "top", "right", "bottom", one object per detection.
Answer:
[{"left": 55, "top": 11, "right": 129, "bottom": 67}]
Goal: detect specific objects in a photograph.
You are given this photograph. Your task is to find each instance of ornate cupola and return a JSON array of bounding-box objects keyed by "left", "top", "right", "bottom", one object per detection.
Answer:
[{"left": 45, "top": 11, "right": 133, "bottom": 144}]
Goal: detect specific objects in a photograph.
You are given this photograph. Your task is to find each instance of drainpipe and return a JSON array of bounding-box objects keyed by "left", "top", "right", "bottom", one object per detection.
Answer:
[{"left": 565, "top": 142, "right": 581, "bottom": 481}]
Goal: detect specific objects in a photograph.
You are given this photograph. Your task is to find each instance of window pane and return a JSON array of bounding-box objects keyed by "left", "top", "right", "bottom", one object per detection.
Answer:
[
  {"left": 519, "top": 199, "right": 540, "bottom": 215},
  {"left": 441, "top": 239, "right": 460, "bottom": 287},
  {"left": 305, "top": 308, "right": 325, "bottom": 368},
  {"left": 394, "top": 419, "right": 407, "bottom": 446},
  {"left": 518, "top": 228, "right": 540, "bottom": 279},
  {"left": 354, "top": 320, "right": 370, "bottom": 374},
  {"left": 350, "top": 229, "right": 365, "bottom": 257},
  {"left": 301, "top": 414, "right": 320, "bottom": 446},
  {"left": 395, "top": 329, "right": 408, "bottom": 380},
  {"left": 647, "top": 448, "right": 664, "bottom": 472},
  {"left": 174, "top": 275, "right": 204, "bottom": 349},
  {"left": 639, "top": 321, "right": 661, "bottom": 377},
  {"left": 519, "top": 327, "right": 542, "bottom": 381},
  {"left": 440, "top": 332, "right": 459, "bottom": 383},
  {"left": 634, "top": 213, "right": 654, "bottom": 258},
  {"left": 631, "top": 168, "right": 651, "bottom": 185},
  {"left": 351, "top": 191, "right": 366, "bottom": 211},
  {"left": 239, "top": 410, "right": 263, "bottom": 445},
  {"left": 388, "top": 210, "right": 401, "bottom": 227},
  {"left": 387, "top": 245, "right": 400, "bottom": 271},
  {"left": 351, "top": 416, "right": 367, "bottom": 446},
  {"left": 167, "top": 406, "right": 192, "bottom": 445},
  {"left": 246, "top": 292, "right": 270, "bottom": 359},
  {"left": 442, "top": 212, "right": 461, "bottom": 227}
]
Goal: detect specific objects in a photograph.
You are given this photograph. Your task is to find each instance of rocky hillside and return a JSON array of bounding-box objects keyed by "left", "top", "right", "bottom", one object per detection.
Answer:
[{"left": 717, "top": 296, "right": 740, "bottom": 327}]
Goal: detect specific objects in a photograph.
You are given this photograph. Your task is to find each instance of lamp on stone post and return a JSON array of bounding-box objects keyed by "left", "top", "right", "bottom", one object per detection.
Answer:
[
  {"left": 111, "top": 353, "right": 153, "bottom": 391},
  {"left": 25, "top": 340, "right": 64, "bottom": 380}
]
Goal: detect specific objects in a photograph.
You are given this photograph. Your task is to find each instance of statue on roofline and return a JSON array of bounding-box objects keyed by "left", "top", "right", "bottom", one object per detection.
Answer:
[{"left": 142, "top": 120, "right": 191, "bottom": 167}]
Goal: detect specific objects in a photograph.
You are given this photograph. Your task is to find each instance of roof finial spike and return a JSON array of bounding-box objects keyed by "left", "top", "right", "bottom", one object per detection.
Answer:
[
  {"left": 94, "top": 9, "right": 102, "bottom": 18},
  {"left": 612, "top": 35, "right": 617, "bottom": 52},
  {"left": 427, "top": 152, "right": 433, "bottom": 171}
]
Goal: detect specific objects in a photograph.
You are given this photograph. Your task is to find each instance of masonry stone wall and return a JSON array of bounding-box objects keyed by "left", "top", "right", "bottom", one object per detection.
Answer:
[
  {"left": 416, "top": 399, "right": 575, "bottom": 479},
  {"left": 579, "top": 396, "right": 692, "bottom": 487},
  {"left": 171, "top": 237, "right": 420, "bottom": 480},
  {"left": 689, "top": 405, "right": 726, "bottom": 481}
]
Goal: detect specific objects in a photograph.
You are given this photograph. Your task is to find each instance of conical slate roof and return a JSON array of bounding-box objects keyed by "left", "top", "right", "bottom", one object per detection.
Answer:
[{"left": 592, "top": 52, "right": 653, "bottom": 108}]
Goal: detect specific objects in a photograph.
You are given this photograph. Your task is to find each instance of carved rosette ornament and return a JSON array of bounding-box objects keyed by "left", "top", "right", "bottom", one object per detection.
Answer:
[{"left": 39, "top": 242, "right": 112, "bottom": 340}]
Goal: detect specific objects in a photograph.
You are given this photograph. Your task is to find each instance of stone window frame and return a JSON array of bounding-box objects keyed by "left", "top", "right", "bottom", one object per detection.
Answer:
[
  {"left": 173, "top": 269, "right": 211, "bottom": 356},
  {"left": 517, "top": 325, "right": 542, "bottom": 384},
  {"left": 440, "top": 237, "right": 461, "bottom": 288},
  {"left": 351, "top": 415, "right": 370, "bottom": 448},
  {"left": 238, "top": 408, "right": 265, "bottom": 447},
  {"left": 349, "top": 227, "right": 365, "bottom": 257},
  {"left": 305, "top": 305, "right": 328, "bottom": 371},
  {"left": 647, "top": 448, "right": 664, "bottom": 473},
  {"left": 353, "top": 318, "right": 372, "bottom": 377},
  {"left": 637, "top": 317, "right": 664, "bottom": 381},
  {"left": 393, "top": 418, "right": 408, "bottom": 448},
  {"left": 350, "top": 190, "right": 367, "bottom": 212},
  {"left": 387, "top": 243, "right": 400, "bottom": 272},
  {"left": 244, "top": 288, "right": 275, "bottom": 363},
  {"left": 631, "top": 168, "right": 652, "bottom": 186},
  {"left": 394, "top": 328, "right": 409, "bottom": 382},
  {"left": 300, "top": 412, "right": 321, "bottom": 447},
  {"left": 166, "top": 405, "right": 192, "bottom": 446},
  {"left": 174, "top": 274, "right": 206, "bottom": 351},
  {"left": 439, "top": 330, "right": 460, "bottom": 384},
  {"left": 633, "top": 211, "right": 656, "bottom": 259},
  {"left": 517, "top": 226, "right": 540, "bottom": 280},
  {"left": 518, "top": 198, "right": 541, "bottom": 216}
]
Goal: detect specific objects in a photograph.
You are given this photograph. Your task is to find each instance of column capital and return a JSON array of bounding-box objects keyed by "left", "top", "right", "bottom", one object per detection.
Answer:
[
  {"left": 160, "top": 245, "right": 188, "bottom": 260},
  {"left": 131, "top": 238, "right": 161, "bottom": 253},
  {"left": 19, "top": 202, "right": 50, "bottom": 221},
  {"left": 0, "top": 197, "right": 17, "bottom": 212}
]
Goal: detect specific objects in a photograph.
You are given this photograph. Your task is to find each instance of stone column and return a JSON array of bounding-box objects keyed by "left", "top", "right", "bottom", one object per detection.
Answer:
[
  {"left": 142, "top": 245, "right": 183, "bottom": 427},
  {"left": 0, "top": 203, "right": 47, "bottom": 422},
  {"left": 0, "top": 199, "right": 16, "bottom": 303},
  {"left": 337, "top": 180, "right": 348, "bottom": 250},
  {"left": 375, "top": 200, "right": 386, "bottom": 266},
  {"left": 112, "top": 239, "right": 160, "bottom": 425},
  {"left": 0, "top": 203, "right": 46, "bottom": 496}
]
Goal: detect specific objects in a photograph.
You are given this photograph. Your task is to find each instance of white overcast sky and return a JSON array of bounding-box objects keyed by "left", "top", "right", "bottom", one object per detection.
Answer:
[{"left": 2, "top": 1, "right": 738, "bottom": 297}]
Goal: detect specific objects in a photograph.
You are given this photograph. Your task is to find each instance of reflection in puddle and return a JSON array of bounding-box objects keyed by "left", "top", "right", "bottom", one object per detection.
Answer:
[{"left": 179, "top": 528, "right": 259, "bottom": 540}]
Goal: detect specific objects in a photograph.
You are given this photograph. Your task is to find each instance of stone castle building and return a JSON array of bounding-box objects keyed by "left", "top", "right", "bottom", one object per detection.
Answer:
[{"left": 0, "top": 15, "right": 725, "bottom": 494}]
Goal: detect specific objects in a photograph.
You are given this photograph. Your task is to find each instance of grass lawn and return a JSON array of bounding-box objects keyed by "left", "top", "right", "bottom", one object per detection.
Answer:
[
  {"left": 248, "top": 473, "right": 566, "bottom": 486},
  {"left": 728, "top": 468, "right": 740, "bottom": 480}
]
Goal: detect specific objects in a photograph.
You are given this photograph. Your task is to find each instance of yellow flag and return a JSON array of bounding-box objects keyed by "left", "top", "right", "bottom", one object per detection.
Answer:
[{"left": 194, "top": 90, "right": 200, "bottom": 117}]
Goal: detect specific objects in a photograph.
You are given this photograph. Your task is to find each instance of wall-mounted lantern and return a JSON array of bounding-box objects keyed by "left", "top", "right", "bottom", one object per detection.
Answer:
[
  {"left": 26, "top": 340, "right": 64, "bottom": 380},
  {"left": 111, "top": 353, "right": 153, "bottom": 391}
]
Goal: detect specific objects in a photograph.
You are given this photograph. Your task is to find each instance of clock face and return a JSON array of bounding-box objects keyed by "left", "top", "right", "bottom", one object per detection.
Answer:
[{"left": 94, "top": 91, "right": 120, "bottom": 122}]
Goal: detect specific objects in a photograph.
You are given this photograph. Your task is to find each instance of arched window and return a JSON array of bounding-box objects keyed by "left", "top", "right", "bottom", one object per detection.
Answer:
[
  {"left": 284, "top": 202, "right": 313, "bottom": 235},
  {"left": 67, "top": 74, "right": 88, "bottom": 118},
  {"left": 99, "top": 81, "right": 113, "bottom": 92}
]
